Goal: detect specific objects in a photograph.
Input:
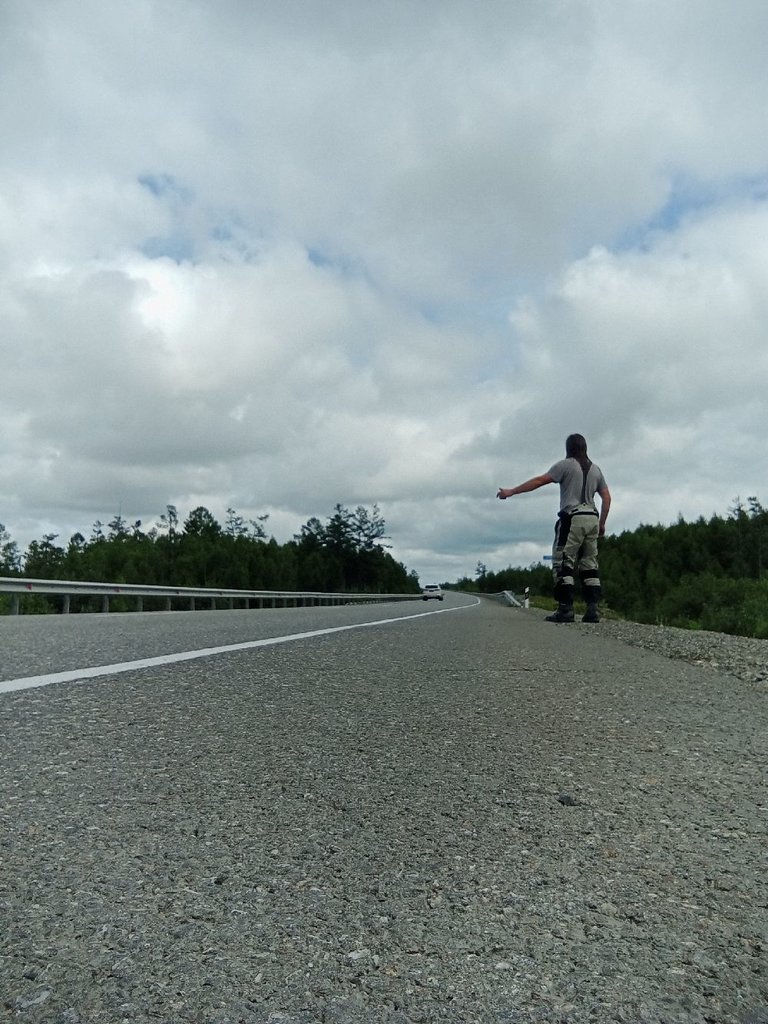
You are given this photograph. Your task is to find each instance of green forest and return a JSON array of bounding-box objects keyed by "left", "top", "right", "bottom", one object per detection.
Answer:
[
  {"left": 0, "top": 503, "right": 420, "bottom": 614},
  {"left": 3, "top": 498, "right": 768, "bottom": 638},
  {"left": 455, "top": 497, "right": 768, "bottom": 639}
]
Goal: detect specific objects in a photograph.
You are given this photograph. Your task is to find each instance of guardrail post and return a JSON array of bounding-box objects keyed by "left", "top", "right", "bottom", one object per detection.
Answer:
[
  {"left": 10, "top": 594, "right": 19, "bottom": 615},
  {"left": 164, "top": 597, "right": 172, "bottom": 611},
  {"left": 101, "top": 595, "right": 109, "bottom": 613},
  {"left": 190, "top": 597, "right": 196, "bottom": 611},
  {"left": 136, "top": 596, "right": 143, "bottom": 612},
  {"left": 62, "top": 594, "right": 71, "bottom": 615}
]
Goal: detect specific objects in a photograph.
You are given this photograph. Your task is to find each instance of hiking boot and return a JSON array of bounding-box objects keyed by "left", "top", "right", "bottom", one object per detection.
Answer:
[
  {"left": 546, "top": 605, "right": 575, "bottom": 623},
  {"left": 582, "top": 604, "right": 600, "bottom": 623}
]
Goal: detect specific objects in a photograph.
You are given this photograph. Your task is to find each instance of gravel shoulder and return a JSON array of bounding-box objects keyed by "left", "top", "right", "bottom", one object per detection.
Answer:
[
  {"left": 1, "top": 602, "right": 766, "bottom": 1024},
  {"left": 590, "top": 617, "right": 768, "bottom": 689}
]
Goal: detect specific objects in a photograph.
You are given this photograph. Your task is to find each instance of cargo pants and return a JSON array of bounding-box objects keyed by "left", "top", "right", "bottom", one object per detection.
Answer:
[{"left": 552, "top": 505, "right": 601, "bottom": 607}]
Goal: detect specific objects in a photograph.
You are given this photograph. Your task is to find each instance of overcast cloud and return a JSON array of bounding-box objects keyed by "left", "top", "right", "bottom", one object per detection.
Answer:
[{"left": 2, "top": 0, "right": 767, "bottom": 583}]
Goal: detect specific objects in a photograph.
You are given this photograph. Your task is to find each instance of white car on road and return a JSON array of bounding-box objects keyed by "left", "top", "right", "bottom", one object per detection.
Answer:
[{"left": 421, "top": 584, "right": 444, "bottom": 601}]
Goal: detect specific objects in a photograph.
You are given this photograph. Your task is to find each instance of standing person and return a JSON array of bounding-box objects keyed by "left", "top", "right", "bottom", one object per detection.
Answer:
[{"left": 497, "top": 433, "right": 611, "bottom": 623}]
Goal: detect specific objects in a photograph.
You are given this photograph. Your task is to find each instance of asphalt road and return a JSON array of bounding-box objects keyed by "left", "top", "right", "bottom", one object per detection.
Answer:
[
  {"left": 1, "top": 597, "right": 766, "bottom": 1023},
  {"left": 0, "top": 594, "right": 477, "bottom": 687}
]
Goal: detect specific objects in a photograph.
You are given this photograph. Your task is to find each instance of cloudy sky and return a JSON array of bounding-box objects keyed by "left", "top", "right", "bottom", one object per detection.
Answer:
[{"left": 2, "top": 0, "right": 767, "bottom": 584}]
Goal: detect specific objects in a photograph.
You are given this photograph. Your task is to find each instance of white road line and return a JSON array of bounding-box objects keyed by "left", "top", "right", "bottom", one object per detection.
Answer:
[{"left": 0, "top": 599, "right": 480, "bottom": 695}]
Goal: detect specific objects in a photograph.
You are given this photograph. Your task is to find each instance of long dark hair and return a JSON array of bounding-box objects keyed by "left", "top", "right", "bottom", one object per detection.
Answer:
[{"left": 565, "top": 433, "right": 591, "bottom": 471}]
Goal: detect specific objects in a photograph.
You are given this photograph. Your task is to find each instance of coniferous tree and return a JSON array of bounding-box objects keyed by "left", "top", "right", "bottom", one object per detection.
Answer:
[{"left": 0, "top": 523, "right": 21, "bottom": 575}]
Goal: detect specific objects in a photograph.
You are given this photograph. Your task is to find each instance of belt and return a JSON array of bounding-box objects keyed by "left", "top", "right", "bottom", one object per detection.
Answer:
[{"left": 560, "top": 508, "right": 598, "bottom": 518}]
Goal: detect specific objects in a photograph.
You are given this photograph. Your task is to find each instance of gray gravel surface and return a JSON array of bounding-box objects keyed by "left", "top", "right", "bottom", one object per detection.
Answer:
[
  {"left": 587, "top": 619, "right": 768, "bottom": 690},
  {"left": 1, "top": 598, "right": 766, "bottom": 1023}
]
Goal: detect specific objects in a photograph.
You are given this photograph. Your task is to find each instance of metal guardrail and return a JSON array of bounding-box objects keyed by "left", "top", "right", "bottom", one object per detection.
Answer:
[
  {"left": 0, "top": 576, "right": 422, "bottom": 615},
  {"left": 483, "top": 590, "right": 528, "bottom": 608}
]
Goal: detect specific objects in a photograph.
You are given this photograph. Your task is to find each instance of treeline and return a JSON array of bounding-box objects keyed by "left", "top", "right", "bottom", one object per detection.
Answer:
[
  {"left": 460, "top": 497, "right": 768, "bottom": 639},
  {"left": 0, "top": 503, "right": 420, "bottom": 613}
]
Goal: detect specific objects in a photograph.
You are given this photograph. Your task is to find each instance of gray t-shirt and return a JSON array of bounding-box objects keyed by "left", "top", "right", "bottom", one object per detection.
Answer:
[{"left": 547, "top": 458, "right": 607, "bottom": 514}]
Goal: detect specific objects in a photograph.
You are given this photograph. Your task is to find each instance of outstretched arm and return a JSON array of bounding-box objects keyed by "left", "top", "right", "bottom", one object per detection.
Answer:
[
  {"left": 598, "top": 485, "right": 611, "bottom": 536},
  {"left": 497, "top": 473, "right": 554, "bottom": 499}
]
